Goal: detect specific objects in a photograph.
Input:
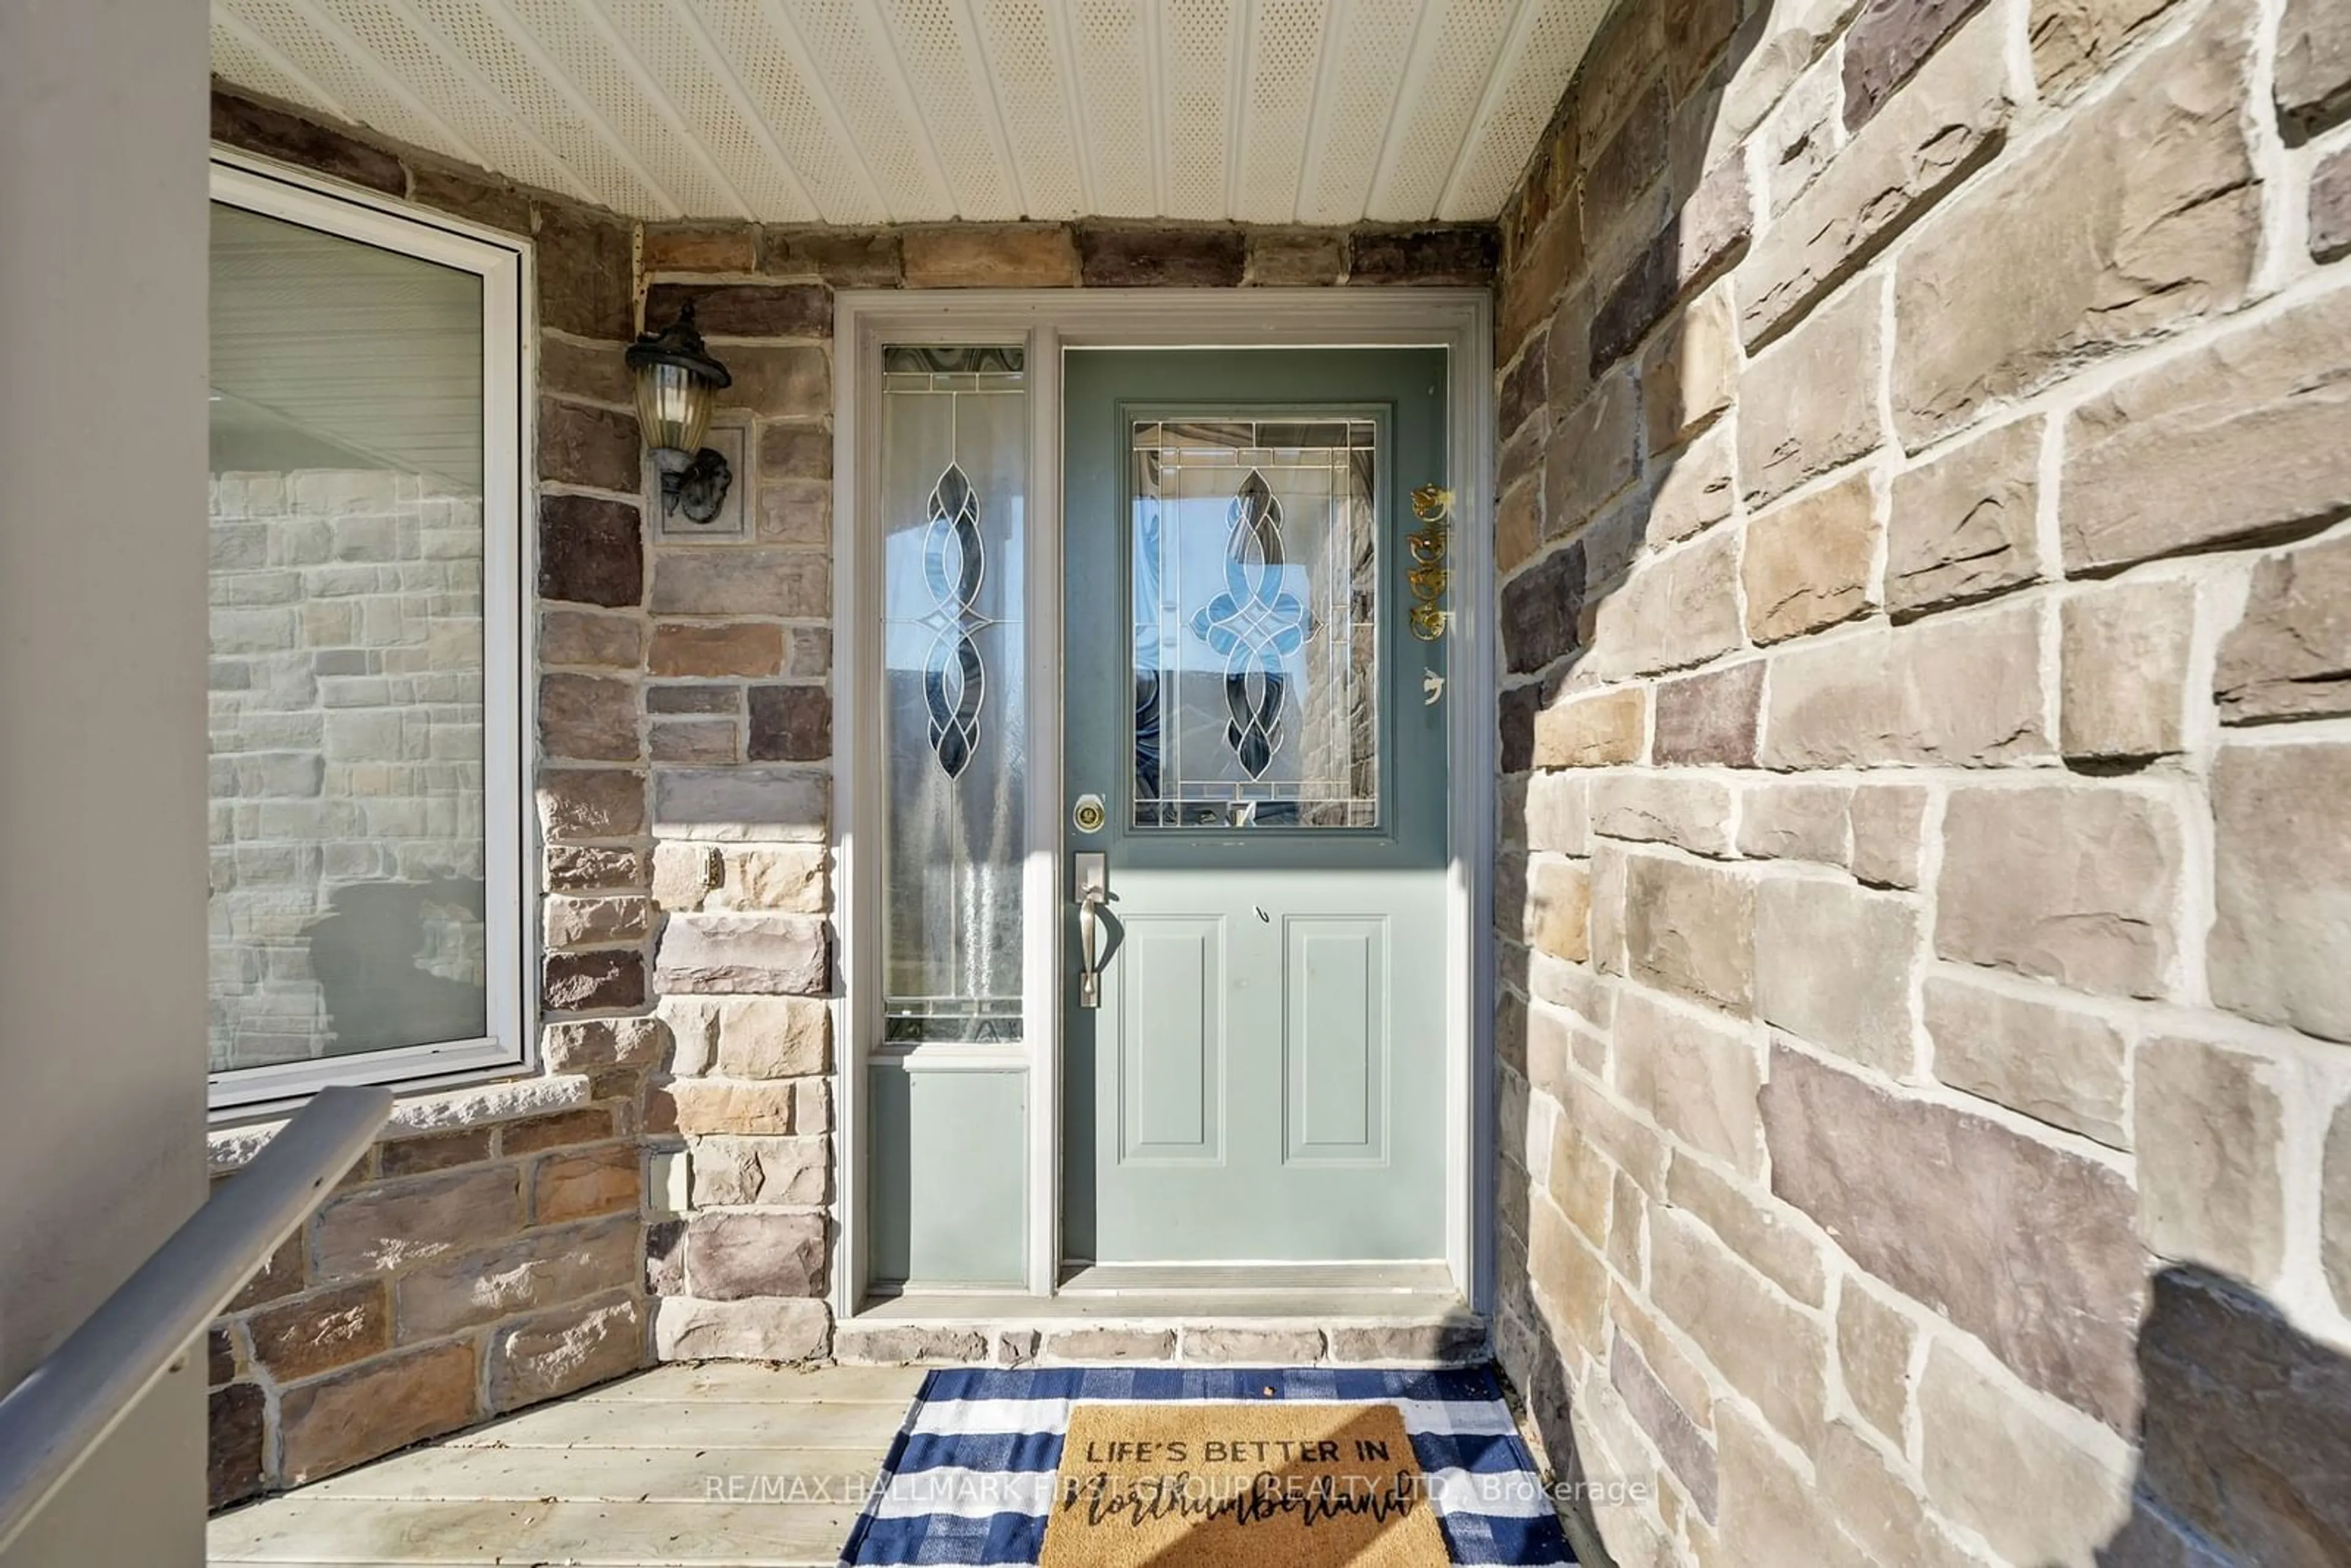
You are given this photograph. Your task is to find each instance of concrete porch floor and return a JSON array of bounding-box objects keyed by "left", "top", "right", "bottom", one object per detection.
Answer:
[{"left": 207, "top": 1364, "right": 926, "bottom": 1567}]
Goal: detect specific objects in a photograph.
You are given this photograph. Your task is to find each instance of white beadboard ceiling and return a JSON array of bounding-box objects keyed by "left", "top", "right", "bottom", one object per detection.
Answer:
[{"left": 210, "top": 0, "right": 1610, "bottom": 226}]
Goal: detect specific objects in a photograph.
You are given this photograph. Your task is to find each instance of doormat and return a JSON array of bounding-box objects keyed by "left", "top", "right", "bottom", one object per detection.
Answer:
[{"left": 836, "top": 1365, "right": 1575, "bottom": 1566}]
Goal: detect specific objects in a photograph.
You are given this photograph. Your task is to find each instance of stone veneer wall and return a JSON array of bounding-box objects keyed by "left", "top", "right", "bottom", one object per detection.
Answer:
[
  {"left": 203, "top": 83, "right": 1496, "bottom": 1507},
  {"left": 1487, "top": 0, "right": 2351, "bottom": 1562}
]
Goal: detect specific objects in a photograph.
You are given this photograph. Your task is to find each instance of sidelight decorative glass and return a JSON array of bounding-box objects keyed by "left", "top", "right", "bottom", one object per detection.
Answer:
[
  {"left": 1132, "top": 419, "right": 1380, "bottom": 828},
  {"left": 880, "top": 346, "right": 1028, "bottom": 1043}
]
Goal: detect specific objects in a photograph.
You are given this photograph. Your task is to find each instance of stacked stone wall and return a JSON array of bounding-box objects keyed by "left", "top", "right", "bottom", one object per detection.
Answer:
[
  {"left": 203, "top": 84, "right": 1498, "bottom": 1501},
  {"left": 1489, "top": 0, "right": 2351, "bottom": 1561}
]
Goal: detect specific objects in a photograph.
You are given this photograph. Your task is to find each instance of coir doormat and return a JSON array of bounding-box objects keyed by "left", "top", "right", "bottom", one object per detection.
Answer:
[{"left": 836, "top": 1365, "right": 1575, "bottom": 1566}]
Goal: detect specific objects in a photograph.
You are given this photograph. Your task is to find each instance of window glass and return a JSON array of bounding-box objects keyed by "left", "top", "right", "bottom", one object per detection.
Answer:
[
  {"left": 879, "top": 346, "right": 1029, "bottom": 1044},
  {"left": 208, "top": 201, "right": 490, "bottom": 1071}
]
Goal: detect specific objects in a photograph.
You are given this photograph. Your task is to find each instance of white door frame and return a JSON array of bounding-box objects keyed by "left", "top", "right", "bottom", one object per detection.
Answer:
[{"left": 830, "top": 289, "right": 1496, "bottom": 1317}]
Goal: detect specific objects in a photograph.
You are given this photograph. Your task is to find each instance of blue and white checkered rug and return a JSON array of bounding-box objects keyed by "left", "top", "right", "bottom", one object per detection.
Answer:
[{"left": 837, "top": 1365, "right": 1575, "bottom": 1566}]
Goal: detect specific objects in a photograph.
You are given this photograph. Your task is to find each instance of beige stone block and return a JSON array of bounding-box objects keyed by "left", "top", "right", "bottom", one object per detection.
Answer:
[
  {"left": 1608, "top": 1281, "right": 1717, "bottom": 1435},
  {"left": 1737, "top": 782, "right": 1852, "bottom": 865},
  {"left": 1925, "top": 973, "right": 2130, "bottom": 1147},
  {"left": 713, "top": 844, "right": 828, "bottom": 915},
  {"left": 901, "top": 224, "right": 1078, "bottom": 287},
  {"left": 689, "top": 1135, "right": 828, "bottom": 1207},
  {"left": 1562, "top": 1067, "right": 1670, "bottom": 1193},
  {"left": 1326, "top": 1321, "right": 1487, "bottom": 1365},
  {"left": 540, "top": 1016, "right": 670, "bottom": 1074},
  {"left": 1654, "top": 661, "right": 1763, "bottom": 766},
  {"left": 2061, "top": 579, "right": 2196, "bottom": 760},
  {"left": 1743, "top": 471, "right": 1880, "bottom": 644},
  {"left": 794, "top": 1076, "right": 833, "bottom": 1134},
  {"left": 1847, "top": 785, "right": 1930, "bottom": 890},
  {"left": 2032, "top": 0, "right": 2188, "bottom": 100},
  {"left": 651, "top": 840, "right": 719, "bottom": 911},
  {"left": 1543, "top": 369, "right": 1641, "bottom": 539},
  {"left": 1533, "top": 686, "right": 1648, "bottom": 768},
  {"left": 1667, "top": 1151, "right": 1826, "bottom": 1308},
  {"left": 1834, "top": 1283, "right": 1917, "bottom": 1445},
  {"left": 1624, "top": 854, "right": 1757, "bottom": 1016},
  {"left": 312, "top": 1166, "right": 522, "bottom": 1281},
  {"left": 648, "top": 550, "right": 828, "bottom": 618},
  {"left": 1525, "top": 855, "right": 1592, "bottom": 963},
  {"left": 1528, "top": 1194, "right": 1608, "bottom": 1362},
  {"left": 685, "top": 1210, "right": 826, "bottom": 1299},
  {"left": 1646, "top": 423, "right": 1736, "bottom": 547},
  {"left": 1761, "top": 602, "right": 2052, "bottom": 768},
  {"left": 1180, "top": 1327, "right": 1328, "bottom": 1364},
  {"left": 1741, "top": 9, "right": 2012, "bottom": 347},
  {"left": 708, "top": 996, "right": 830, "bottom": 1078},
  {"left": 1583, "top": 530, "right": 1745, "bottom": 677},
  {"left": 2135, "top": 1035, "right": 2287, "bottom": 1286},
  {"left": 1755, "top": 876, "right": 1921, "bottom": 1076},
  {"left": 1937, "top": 784, "right": 2183, "bottom": 999},
  {"left": 1917, "top": 1343, "right": 2133, "bottom": 1566},
  {"left": 1610, "top": 1327, "right": 1721, "bottom": 1521},
  {"left": 2214, "top": 533, "right": 2351, "bottom": 725},
  {"left": 657, "top": 1078, "right": 795, "bottom": 1136},
  {"left": 279, "top": 1341, "right": 479, "bottom": 1486},
  {"left": 487, "top": 1292, "right": 643, "bottom": 1412},
  {"left": 1755, "top": 58, "right": 1844, "bottom": 217},
  {"left": 542, "top": 894, "right": 651, "bottom": 949},
  {"left": 1651, "top": 1209, "right": 1830, "bottom": 1454},
  {"left": 1895, "top": 1, "right": 2260, "bottom": 445},
  {"left": 653, "top": 1295, "right": 830, "bottom": 1361},
  {"left": 1816, "top": 1420, "right": 1982, "bottom": 1568},
  {"left": 1641, "top": 284, "right": 1738, "bottom": 451},
  {"left": 1739, "top": 279, "right": 1884, "bottom": 508},
  {"left": 1044, "top": 1327, "right": 1178, "bottom": 1363},
  {"left": 1524, "top": 771, "right": 1590, "bottom": 854},
  {"left": 1763, "top": 1046, "right": 2144, "bottom": 1428},
  {"left": 1886, "top": 416, "right": 2044, "bottom": 617},
  {"left": 1590, "top": 775, "right": 1738, "bottom": 858},
  {"left": 1714, "top": 1403, "right": 1873, "bottom": 1568},
  {"left": 2210, "top": 741, "right": 2351, "bottom": 1042},
  {"left": 1614, "top": 988, "right": 1764, "bottom": 1174},
  {"left": 1547, "top": 1118, "right": 1614, "bottom": 1246},
  {"left": 2068, "top": 288, "right": 2351, "bottom": 576},
  {"left": 2276, "top": 0, "right": 2351, "bottom": 141},
  {"left": 392, "top": 1215, "right": 636, "bottom": 1340},
  {"left": 653, "top": 912, "right": 829, "bottom": 994},
  {"left": 1606, "top": 1166, "right": 1644, "bottom": 1283}
]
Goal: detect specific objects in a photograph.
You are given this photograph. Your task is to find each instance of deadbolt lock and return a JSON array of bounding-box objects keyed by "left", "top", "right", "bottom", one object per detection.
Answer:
[{"left": 1072, "top": 793, "right": 1107, "bottom": 834}]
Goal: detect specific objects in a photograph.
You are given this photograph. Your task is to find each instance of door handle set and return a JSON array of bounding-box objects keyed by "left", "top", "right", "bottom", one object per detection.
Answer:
[{"left": 1074, "top": 852, "right": 1109, "bottom": 1009}]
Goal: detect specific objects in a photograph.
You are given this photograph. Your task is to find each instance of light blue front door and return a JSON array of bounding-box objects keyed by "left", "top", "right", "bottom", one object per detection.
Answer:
[{"left": 1062, "top": 348, "right": 1450, "bottom": 1266}]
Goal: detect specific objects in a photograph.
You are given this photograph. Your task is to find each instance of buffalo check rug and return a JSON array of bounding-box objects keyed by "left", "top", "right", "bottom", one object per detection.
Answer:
[{"left": 836, "top": 1366, "right": 1576, "bottom": 1566}]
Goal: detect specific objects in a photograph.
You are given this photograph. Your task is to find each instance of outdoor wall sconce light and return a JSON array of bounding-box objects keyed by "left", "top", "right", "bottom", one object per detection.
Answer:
[
  {"left": 626, "top": 301, "right": 734, "bottom": 524},
  {"left": 1408, "top": 484, "right": 1455, "bottom": 641}
]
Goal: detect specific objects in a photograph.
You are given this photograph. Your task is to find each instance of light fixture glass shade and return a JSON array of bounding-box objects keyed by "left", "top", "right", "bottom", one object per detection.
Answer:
[{"left": 632, "top": 360, "right": 713, "bottom": 454}]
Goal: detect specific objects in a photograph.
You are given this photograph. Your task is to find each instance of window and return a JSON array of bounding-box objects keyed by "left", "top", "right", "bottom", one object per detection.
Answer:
[{"left": 206, "top": 158, "right": 527, "bottom": 1114}]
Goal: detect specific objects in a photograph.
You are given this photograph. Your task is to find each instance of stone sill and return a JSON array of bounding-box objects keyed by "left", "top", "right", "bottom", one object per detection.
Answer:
[{"left": 208, "top": 1072, "right": 598, "bottom": 1172}]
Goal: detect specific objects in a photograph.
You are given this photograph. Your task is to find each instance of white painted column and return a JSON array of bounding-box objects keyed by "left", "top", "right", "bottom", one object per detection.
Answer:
[{"left": 0, "top": 0, "right": 212, "bottom": 1561}]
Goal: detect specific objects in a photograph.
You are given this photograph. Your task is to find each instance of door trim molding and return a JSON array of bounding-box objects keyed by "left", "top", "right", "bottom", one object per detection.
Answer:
[{"left": 830, "top": 288, "right": 1496, "bottom": 1320}]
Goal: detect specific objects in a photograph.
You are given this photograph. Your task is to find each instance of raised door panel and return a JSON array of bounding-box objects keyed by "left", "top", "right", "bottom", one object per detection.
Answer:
[
  {"left": 1284, "top": 916, "right": 1388, "bottom": 1164},
  {"left": 1114, "top": 916, "right": 1224, "bottom": 1163}
]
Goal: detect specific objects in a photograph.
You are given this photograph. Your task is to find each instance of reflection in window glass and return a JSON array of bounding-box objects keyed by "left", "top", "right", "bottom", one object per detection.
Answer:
[
  {"left": 1132, "top": 419, "right": 1379, "bottom": 829},
  {"left": 207, "top": 203, "right": 488, "bottom": 1070},
  {"left": 880, "top": 346, "right": 1028, "bottom": 1043}
]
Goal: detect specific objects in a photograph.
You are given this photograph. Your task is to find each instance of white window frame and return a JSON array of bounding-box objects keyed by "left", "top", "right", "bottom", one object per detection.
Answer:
[{"left": 205, "top": 154, "right": 534, "bottom": 1120}]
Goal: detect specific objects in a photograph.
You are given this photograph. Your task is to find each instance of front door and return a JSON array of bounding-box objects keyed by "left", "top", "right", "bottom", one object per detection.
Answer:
[{"left": 1062, "top": 348, "right": 1450, "bottom": 1267}]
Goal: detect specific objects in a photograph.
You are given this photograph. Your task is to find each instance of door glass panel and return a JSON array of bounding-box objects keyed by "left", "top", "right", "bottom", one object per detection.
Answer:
[
  {"left": 880, "top": 346, "right": 1028, "bottom": 1043},
  {"left": 1132, "top": 418, "right": 1379, "bottom": 828}
]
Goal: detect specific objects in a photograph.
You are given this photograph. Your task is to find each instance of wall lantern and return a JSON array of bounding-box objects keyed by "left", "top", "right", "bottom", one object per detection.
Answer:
[{"left": 626, "top": 301, "right": 734, "bottom": 523}]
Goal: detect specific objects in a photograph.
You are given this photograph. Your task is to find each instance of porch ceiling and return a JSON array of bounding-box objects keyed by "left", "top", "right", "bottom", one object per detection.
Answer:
[{"left": 209, "top": 0, "right": 1609, "bottom": 227}]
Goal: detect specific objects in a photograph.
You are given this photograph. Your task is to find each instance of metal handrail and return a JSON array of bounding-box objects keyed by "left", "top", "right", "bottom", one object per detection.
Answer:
[{"left": 0, "top": 1083, "right": 392, "bottom": 1553}]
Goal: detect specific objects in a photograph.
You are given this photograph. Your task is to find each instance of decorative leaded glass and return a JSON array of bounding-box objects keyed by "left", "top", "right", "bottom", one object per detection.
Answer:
[
  {"left": 1133, "top": 419, "right": 1379, "bottom": 829},
  {"left": 880, "top": 346, "right": 1027, "bottom": 1042}
]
